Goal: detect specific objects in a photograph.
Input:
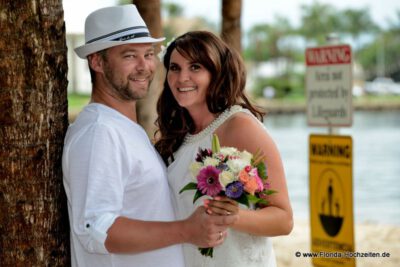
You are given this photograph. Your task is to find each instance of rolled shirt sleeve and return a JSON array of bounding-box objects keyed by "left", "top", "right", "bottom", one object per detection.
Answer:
[
  {"left": 64, "top": 123, "right": 129, "bottom": 254},
  {"left": 84, "top": 212, "right": 118, "bottom": 253}
]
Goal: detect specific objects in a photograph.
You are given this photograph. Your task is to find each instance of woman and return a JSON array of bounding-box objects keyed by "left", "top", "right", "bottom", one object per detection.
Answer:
[{"left": 155, "top": 31, "right": 293, "bottom": 267}]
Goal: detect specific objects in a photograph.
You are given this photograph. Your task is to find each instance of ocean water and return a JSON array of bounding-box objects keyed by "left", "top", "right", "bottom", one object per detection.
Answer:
[{"left": 264, "top": 110, "right": 400, "bottom": 225}]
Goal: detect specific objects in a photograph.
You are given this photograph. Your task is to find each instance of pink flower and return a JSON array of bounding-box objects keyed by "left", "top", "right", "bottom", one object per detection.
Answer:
[
  {"left": 197, "top": 166, "right": 222, "bottom": 197},
  {"left": 255, "top": 175, "right": 264, "bottom": 192},
  {"left": 216, "top": 153, "right": 226, "bottom": 161},
  {"left": 250, "top": 168, "right": 264, "bottom": 192}
]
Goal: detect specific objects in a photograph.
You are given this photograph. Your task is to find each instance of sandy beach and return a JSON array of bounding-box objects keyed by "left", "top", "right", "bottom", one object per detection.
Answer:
[{"left": 274, "top": 219, "right": 400, "bottom": 267}]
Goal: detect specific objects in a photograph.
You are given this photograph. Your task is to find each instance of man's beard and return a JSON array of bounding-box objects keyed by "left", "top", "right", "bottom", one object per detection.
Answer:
[{"left": 103, "top": 64, "right": 153, "bottom": 101}]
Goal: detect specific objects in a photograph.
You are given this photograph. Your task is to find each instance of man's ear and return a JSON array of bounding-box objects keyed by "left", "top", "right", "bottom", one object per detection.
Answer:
[{"left": 88, "top": 53, "right": 104, "bottom": 73}]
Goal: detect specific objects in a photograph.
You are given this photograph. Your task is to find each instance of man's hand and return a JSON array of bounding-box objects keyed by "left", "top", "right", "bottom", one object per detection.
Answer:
[{"left": 181, "top": 206, "right": 238, "bottom": 248}]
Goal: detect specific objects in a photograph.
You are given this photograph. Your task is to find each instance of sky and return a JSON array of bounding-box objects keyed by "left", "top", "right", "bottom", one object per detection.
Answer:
[{"left": 63, "top": 0, "right": 400, "bottom": 33}]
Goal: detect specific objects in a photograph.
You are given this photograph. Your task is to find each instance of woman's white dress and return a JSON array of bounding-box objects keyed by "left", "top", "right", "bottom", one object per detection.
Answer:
[{"left": 168, "top": 105, "right": 277, "bottom": 267}]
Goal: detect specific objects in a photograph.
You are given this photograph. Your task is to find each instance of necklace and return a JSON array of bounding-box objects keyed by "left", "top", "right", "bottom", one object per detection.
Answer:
[{"left": 183, "top": 105, "right": 243, "bottom": 145}]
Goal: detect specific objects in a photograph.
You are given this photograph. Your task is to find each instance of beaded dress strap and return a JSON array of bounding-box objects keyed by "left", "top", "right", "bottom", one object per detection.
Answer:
[{"left": 183, "top": 105, "right": 243, "bottom": 145}]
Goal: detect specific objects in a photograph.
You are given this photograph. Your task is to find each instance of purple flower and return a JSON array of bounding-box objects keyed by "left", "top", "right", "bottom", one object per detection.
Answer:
[
  {"left": 197, "top": 166, "right": 222, "bottom": 197},
  {"left": 217, "top": 163, "right": 229, "bottom": 171},
  {"left": 225, "top": 181, "right": 244, "bottom": 199},
  {"left": 264, "top": 181, "right": 271, "bottom": 189},
  {"left": 195, "top": 148, "right": 213, "bottom": 162}
]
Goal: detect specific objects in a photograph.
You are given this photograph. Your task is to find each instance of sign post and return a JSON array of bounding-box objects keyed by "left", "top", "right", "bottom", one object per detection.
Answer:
[
  {"left": 306, "top": 41, "right": 355, "bottom": 266},
  {"left": 306, "top": 45, "right": 353, "bottom": 127},
  {"left": 309, "top": 134, "right": 355, "bottom": 267}
]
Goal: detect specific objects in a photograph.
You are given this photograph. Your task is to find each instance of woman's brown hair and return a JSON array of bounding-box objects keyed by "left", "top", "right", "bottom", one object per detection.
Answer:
[{"left": 155, "top": 31, "right": 264, "bottom": 164}]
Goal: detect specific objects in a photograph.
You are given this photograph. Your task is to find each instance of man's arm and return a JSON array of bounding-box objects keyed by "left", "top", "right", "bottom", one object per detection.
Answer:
[{"left": 105, "top": 206, "right": 238, "bottom": 253}]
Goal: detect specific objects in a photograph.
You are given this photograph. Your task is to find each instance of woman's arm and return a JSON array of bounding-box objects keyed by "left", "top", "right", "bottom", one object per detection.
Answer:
[{"left": 211, "top": 112, "right": 293, "bottom": 236}]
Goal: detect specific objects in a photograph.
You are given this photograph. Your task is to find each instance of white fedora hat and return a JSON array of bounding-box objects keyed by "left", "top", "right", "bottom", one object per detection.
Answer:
[{"left": 75, "top": 5, "right": 165, "bottom": 59}]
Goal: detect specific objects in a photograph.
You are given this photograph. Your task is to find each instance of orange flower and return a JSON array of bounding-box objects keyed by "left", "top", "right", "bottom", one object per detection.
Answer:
[
  {"left": 244, "top": 176, "right": 258, "bottom": 195},
  {"left": 239, "top": 169, "right": 259, "bottom": 195},
  {"left": 239, "top": 169, "right": 250, "bottom": 183}
]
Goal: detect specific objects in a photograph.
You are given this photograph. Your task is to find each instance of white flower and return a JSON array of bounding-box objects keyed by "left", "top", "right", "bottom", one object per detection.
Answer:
[
  {"left": 189, "top": 162, "right": 203, "bottom": 181},
  {"left": 157, "top": 37, "right": 175, "bottom": 61},
  {"left": 219, "top": 170, "right": 236, "bottom": 189},
  {"left": 226, "top": 158, "right": 247, "bottom": 173},
  {"left": 249, "top": 167, "right": 258, "bottom": 177},
  {"left": 157, "top": 45, "right": 167, "bottom": 61},
  {"left": 220, "top": 147, "right": 239, "bottom": 157},
  {"left": 203, "top": 157, "right": 220, "bottom": 167},
  {"left": 239, "top": 150, "right": 252, "bottom": 165}
]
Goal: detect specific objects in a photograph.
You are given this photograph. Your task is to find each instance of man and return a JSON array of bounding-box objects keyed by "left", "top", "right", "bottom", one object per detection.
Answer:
[{"left": 62, "top": 5, "right": 237, "bottom": 267}]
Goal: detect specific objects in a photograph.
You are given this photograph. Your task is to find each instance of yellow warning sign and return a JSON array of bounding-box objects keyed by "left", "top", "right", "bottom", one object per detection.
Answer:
[{"left": 309, "top": 134, "right": 355, "bottom": 267}]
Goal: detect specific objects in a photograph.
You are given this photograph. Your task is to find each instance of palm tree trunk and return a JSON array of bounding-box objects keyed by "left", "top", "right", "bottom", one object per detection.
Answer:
[
  {"left": 221, "top": 0, "right": 242, "bottom": 53},
  {"left": 134, "top": 0, "right": 164, "bottom": 140},
  {"left": 0, "top": 1, "right": 69, "bottom": 266}
]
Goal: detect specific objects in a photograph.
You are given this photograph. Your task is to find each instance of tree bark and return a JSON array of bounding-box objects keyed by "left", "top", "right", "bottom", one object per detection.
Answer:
[
  {"left": 134, "top": 0, "right": 165, "bottom": 140},
  {"left": 0, "top": 1, "right": 69, "bottom": 266},
  {"left": 221, "top": 0, "right": 242, "bottom": 53}
]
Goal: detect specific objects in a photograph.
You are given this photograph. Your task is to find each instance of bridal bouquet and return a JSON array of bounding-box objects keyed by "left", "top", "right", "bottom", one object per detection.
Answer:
[{"left": 180, "top": 134, "right": 276, "bottom": 257}]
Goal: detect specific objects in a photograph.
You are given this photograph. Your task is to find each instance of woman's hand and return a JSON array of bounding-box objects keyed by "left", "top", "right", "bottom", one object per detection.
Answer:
[{"left": 204, "top": 196, "right": 239, "bottom": 216}]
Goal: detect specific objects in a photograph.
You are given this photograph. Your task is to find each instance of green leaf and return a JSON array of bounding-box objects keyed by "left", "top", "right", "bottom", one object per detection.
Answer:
[
  {"left": 193, "top": 189, "right": 204, "bottom": 204},
  {"left": 236, "top": 193, "right": 250, "bottom": 208},
  {"left": 199, "top": 247, "right": 213, "bottom": 257},
  {"left": 256, "top": 162, "right": 267, "bottom": 180},
  {"left": 179, "top": 182, "right": 198, "bottom": 194},
  {"left": 211, "top": 134, "right": 220, "bottom": 153},
  {"left": 247, "top": 194, "right": 263, "bottom": 204},
  {"left": 265, "top": 189, "right": 278, "bottom": 195},
  {"left": 257, "top": 198, "right": 269, "bottom": 206}
]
